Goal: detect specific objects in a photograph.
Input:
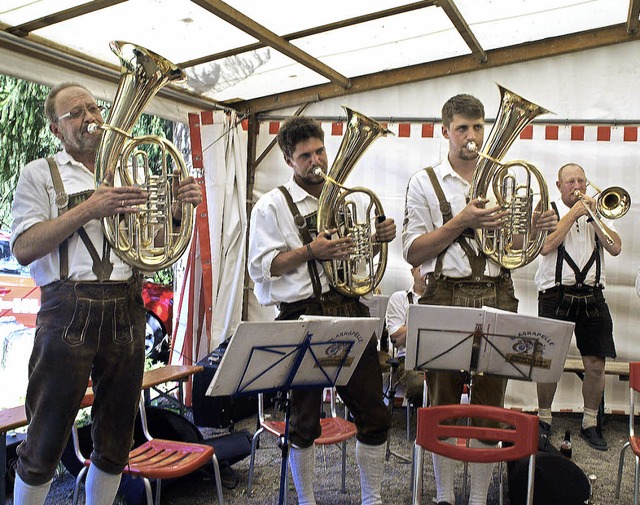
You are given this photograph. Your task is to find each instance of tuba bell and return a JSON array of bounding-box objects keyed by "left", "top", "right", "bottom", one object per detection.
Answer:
[
  {"left": 468, "top": 84, "right": 552, "bottom": 269},
  {"left": 91, "top": 41, "right": 194, "bottom": 272},
  {"left": 315, "top": 107, "right": 392, "bottom": 297}
]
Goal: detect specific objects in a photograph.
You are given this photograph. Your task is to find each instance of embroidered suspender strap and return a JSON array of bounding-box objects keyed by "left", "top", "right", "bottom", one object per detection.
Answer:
[
  {"left": 45, "top": 157, "right": 113, "bottom": 281},
  {"left": 424, "top": 166, "right": 486, "bottom": 278},
  {"left": 407, "top": 291, "right": 414, "bottom": 304},
  {"left": 46, "top": 157, "right": 70, "bottom": 280},
  {"left": 277, "top": 186, "right": 323, "bottom": 298}
]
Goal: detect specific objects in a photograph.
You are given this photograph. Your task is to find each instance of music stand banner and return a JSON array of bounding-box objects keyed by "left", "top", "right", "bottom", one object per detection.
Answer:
[{"left": 405, "top": 305, "right": 574, "bottom": 383}]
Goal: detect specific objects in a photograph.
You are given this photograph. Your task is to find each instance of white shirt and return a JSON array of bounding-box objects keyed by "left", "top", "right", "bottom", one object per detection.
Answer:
[
  {"left": 11, "top": 150, "right": 133, "bottom": 286},
  {"left": 385, "top": 289, "right": 420, "bottom": 358},
  {"left": 402, "top": 160, "right": 502, "bottom": 278},
  {"left": 248, "top": 177, "right": 330, "bottom": 306},
  {"left": 534, "top": 197, "right": 613, "bottom": 291}
]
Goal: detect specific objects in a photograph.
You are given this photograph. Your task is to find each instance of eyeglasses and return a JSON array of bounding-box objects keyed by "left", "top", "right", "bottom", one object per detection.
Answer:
[{"left": 57, "top": 104, "right": 105, "bottom": 122}]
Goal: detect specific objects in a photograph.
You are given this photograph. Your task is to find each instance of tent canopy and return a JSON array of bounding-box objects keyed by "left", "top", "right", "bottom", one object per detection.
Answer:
[{"left": 1, "top": 0, "right": 639, "bottom": 119}]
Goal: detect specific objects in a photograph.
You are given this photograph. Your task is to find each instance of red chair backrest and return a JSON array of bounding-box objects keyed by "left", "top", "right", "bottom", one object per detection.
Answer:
[
  {"left": 630, "top": 362, "right": 640, "bottom": 393},
  {"left": 415, "top": 404, "right": 538, "bottom": 464}
]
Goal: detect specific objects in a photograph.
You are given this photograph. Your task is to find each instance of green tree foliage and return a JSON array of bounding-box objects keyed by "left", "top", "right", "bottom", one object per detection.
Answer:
[{"left": 0, "top": 76, "right": 58, "bottom": 230}]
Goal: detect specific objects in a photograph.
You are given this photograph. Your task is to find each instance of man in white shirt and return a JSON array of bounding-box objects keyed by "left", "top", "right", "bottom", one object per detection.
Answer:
[
  {"left": 10, "top": 83, "right": 201, "bottom": 505},
  {"left": 402, "top": 93, "right": 557, "bottom": 505},
  {"left": 535, "top": 163, "right": 621, "bottom": 451},
  {"left": 385, "top": 266, "right": 426, "bottom": 406},
  {"left": 248, "top": 115, "right": 396, "bottom": 505}
]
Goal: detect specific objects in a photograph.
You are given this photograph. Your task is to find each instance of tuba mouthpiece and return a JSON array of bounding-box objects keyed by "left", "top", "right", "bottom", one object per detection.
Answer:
[
  {"left": 466, "top": 141, "right": 478, "bottom": 152},
  {"left": 87, "top": 123, "right": 100, "bottom": 134},
  {"left": 314, "top": 167, "right": 325, "bottom": 177}
]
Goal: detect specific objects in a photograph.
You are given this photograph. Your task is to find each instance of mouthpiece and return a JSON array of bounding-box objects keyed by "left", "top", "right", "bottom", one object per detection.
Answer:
[
  {"left": 314, "top": 167, "right": 325, "bottom": 177},
  {"left": 466, "top": 141, "right": 478, "bottom": 152},
  {"left": 87, "top": 123, "right": 100, "bottom": 134}
]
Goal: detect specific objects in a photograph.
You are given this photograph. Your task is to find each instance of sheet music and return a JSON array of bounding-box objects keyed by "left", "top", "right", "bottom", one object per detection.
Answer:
[
  {"left": 206, "top": 317, "right": 377, "bottom": 397},
  {"left": 406, "top": 305, "right": 575, "bottom": 382}
]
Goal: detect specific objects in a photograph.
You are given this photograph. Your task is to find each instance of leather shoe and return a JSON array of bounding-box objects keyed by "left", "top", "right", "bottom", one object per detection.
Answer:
[
  {"left": 539, "top": 420, "right": 552, "bottom": 438},
  {"left": 437, "top": 502, "right": 453, "bottom": 505},
  {"left": 580, "top": 426, "right": 608, "bottom": 451}
]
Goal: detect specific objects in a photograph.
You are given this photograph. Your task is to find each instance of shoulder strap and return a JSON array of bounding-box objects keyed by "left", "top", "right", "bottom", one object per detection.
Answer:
[
  {"left": 46, "top": 157, "right": 69, "bottom": 280},
  {"left": 277, "top": 186, "right": 322, "bottom": 297},
  {"left": 424, "top": 166, "right": 485, "bottom": 278},
  {"left": 45, "top": 157, "right": 113, "bottom": 281}
]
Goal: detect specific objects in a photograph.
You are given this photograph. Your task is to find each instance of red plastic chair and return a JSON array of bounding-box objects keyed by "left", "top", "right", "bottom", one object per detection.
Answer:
[
  {"left": 247, "top": 388, "right": 356, "bottom": 503},
  {"left": 616, "top": 361, "right": 640, "bottom": 504},
  {"left": 411, "top": 404, "right": 538, "bottom": 505},
  {"left": 71, "top": 393, "right": 224, "bottom": 505}
]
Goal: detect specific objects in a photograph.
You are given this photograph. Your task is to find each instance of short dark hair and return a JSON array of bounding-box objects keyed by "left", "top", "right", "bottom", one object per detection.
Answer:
[
  {"left": 44, "top": 82, "right": 92, "bottom": 123},
  {"left": 276, "top": 116, "right": 325, "bottom": 159},
  {"left": 441, "top": 94, "right": 485, "bottom": 127}
]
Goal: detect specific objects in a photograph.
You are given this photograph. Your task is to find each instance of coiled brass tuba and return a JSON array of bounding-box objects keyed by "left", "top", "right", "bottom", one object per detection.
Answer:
[
  {"left": 315, "top": 107, "right": 391, "bottom": 297},
  {"left": 468, "top": 84, "right": 552, "bottom": 269},
  {"left": 92, "top": 41, "right": 194, "bottom": 271}
]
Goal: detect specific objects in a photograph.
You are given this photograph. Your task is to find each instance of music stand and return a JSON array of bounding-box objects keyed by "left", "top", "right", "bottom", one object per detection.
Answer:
[
  {"left": 405, "top": 305, "right": 575, "bottom": 383},
  {"left": 207, "top": 317, "right": 378, "bottom": 505}
]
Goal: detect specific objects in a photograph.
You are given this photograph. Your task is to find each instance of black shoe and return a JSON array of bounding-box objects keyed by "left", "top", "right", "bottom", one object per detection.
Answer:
[
  {"left": 437, "top": 502, "right": 453, "bottom": 505},
  {"left": 580, "top": 426, "right": 608, "bottom": 451},
  {"left": 538, "top": 420, "right": 552, "bottom": 450}
]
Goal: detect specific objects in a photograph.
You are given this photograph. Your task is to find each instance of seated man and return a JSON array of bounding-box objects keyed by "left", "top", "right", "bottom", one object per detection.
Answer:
[{"left": 385, "top": 266, "right": 426, "bottom": 406}]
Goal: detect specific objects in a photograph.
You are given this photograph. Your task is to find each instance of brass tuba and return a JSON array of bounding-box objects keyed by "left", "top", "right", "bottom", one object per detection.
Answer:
[
  {"left": 315, "top": 107, "right": 392, "bottom": 297},
  {"left": 91, "top": 41, "right": 194, "bottom": 271},
  {"left": 468, "top": 84, "right": 552, "bottom": 269}
]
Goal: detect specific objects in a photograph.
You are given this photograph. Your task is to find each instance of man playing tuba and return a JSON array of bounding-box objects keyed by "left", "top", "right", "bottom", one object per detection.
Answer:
[
  {"left": 248, "top": 115, "right": 395, "bottom": 505},
  {"left": 402, "top": 93, "right": 557, "bottom": 505},
  {"left": 10, "top": 83, "right": 201, "bottom": 505}
]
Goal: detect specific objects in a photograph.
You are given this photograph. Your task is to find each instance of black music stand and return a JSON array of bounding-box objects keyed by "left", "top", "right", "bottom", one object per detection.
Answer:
[{"left": 206, "top": 317, "right": 377, "bottom": 505}]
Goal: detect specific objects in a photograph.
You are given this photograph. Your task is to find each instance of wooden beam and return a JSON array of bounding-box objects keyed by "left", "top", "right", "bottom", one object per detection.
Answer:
[
  {"left": 0, "top": 29, "right": 222, "bottom": 112},
  {"left": 190, "top": 0, "right": 351, "bottom": 88},
  {"left": 230, "top": 23, "right": 640, "bottom": 114},
  {"left": 180, "top": 1, "right": 436, "bottom": 68},
  {"left": 628, "top": 0, "right": 640, "bottom": 33},
  {"left": 436, "top": 0, "right": 487, "bottom": 63},
  {"left": 6, "top": 0, "right": 128, "bottom": 37}
]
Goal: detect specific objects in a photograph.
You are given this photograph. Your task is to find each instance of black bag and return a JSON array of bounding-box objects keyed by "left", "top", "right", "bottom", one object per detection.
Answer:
[
  {"left": 192, "top": 339, "right": 271, "bottom": 428},
  {"left": 507, "top": 436, "right": 590, "bottom": 505}
]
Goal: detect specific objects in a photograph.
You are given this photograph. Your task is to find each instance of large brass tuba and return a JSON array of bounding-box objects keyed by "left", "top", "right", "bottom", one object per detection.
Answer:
[
  {"left": 91, "top": 41, "right": 194, "bottom": 271},
  {"left": 468, "top": 84, "right": 552, "bottom": 269},
  {"left": 315, "top": 107, "right": 391, "bottom": 297}
]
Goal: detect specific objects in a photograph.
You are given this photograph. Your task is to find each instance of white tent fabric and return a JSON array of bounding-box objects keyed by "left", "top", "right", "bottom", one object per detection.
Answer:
[{"left": 171, "top": 110, "right": 247, "bottom": 368}]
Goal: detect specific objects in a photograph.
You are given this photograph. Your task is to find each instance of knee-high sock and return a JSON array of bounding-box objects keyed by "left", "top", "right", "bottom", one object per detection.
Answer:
[
  {"left": 86, "top": 465, "right": 122, "bottom": 505},
  {"left": 13, "top": 474, "right": 51, "bottom": 505},
  {"left": 289, "top": 445, "right": 316, "bottom": 505},
  {"left": 356, "top": 441, "right": 386, "bottom": 505},
  {"left": 431, "top": 438, "right": 456, "bottom": 504},
  {"left": 469, "top": 439, "right": 497, "bottom": 505}
]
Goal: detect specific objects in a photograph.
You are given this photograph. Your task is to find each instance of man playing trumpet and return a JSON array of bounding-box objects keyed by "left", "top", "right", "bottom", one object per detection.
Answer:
[{"left": 535, "top": 162, "right": 622, "bottom": 451}]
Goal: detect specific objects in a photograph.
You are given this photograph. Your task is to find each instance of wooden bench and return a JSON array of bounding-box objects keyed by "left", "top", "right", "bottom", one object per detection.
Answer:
[{"left": 0, "top": 364, "right": 202, "bottom": 505}]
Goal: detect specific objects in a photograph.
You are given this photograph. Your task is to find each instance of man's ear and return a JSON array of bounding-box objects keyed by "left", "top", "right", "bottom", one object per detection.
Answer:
[
  {"left": 284, "top": 154, "right": 294, "bottom": 168},
  {"left": 441, "top": 125, "right": 450, "bottom": 139},
  {"left": 556, "top": 180, "right": 562, "bottom": 191},
  {"left": 49, "top": 122, "right": 63, "bottom": 141}
]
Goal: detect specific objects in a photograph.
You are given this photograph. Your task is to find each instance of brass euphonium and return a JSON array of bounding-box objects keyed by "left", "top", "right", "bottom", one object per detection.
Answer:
[
  {"left": 315, "top": 107, "right": 392, "bottom": 297},
  {"left": 90, "top": 41, "right": 194, "bottom": 271},
  {"left": 468, "top": 84, "right": 552, "bottom": 269}
]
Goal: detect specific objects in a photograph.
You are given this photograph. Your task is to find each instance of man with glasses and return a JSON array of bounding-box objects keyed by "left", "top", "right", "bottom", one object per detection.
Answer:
[{"left": 10, "top": 82, "right": 202, "bottom": 505}]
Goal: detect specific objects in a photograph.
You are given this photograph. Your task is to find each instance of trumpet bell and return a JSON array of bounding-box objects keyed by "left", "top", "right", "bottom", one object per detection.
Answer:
[{"left": 598, "top": 186, "right": 630, "bottom": 220}]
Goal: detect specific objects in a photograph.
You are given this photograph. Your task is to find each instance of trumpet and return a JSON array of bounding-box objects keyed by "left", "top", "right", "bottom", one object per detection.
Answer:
[{"left": 573, "top": 181, "right": 630, "bottom": 246}]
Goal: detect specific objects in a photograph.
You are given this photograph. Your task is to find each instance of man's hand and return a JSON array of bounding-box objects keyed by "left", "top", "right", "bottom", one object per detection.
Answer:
[
  {"left": 373, "top": 216, "right": 396, "bottom": 243},
  {"left": 459, "top": 197, "right": 507, "bottom": 230},
  {"left": 310, "top": 228, "right": 354, "bottom": 261},
  {"left": 87, "top": 183, "right": 147, "bottom": 219},
  {"left": 533, "top": 209, "right": 558, "bottom": 233},
  {"left": 171, "top": 170, "right": 203, "bottom": 222}
]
